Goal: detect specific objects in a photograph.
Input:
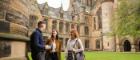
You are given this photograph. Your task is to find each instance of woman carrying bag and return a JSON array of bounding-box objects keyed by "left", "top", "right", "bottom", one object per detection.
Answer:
[{"left": 65, "top": 29, "right": 85, "bottom": 60}]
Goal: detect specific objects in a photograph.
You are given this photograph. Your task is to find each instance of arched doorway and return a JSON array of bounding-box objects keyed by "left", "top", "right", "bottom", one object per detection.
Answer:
[
  {"left": 139, "top": 41, "right": 140, "bottom": 51},
  {"left": 123, "top": 40, "right": 131, "bottom": 52}
]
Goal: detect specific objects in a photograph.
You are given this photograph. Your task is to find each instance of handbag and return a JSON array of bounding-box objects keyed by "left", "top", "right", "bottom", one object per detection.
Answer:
[
  {"left": 74, "top": 39, "right": 85, "bottom": 60},
  {"left": 75, "top": 51, "right": 85, "bottom": 60}
]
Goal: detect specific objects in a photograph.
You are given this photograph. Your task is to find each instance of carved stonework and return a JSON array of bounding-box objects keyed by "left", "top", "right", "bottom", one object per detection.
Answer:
[
  {"left": 0, "top": 0, "right": 9, "bottom": 20},
  {"left": 0, "top": 0, "right": 9, "bottom": 10},
  {"left": 0, "top": 40, "right": 11, "bottom": 58},
  {"left": 0, "top": 0, "right": 41, "bottom": 60},
  {"left": 5, "top": 11, "right": 29, "bottom": 27},
  {"left": 10, "top": 23, "right": 28, "bottom": 36}
]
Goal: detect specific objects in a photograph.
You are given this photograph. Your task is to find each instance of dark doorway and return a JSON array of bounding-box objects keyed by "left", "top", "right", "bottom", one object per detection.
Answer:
[
  {"left": 139, "top": 41, "right": 140, "bottom": 51},
  {"left": 123, "top": 40, "right": 131, "bottom": 52},
  {"left": 96, "top": 40, "right": 100, "bottom": 49}
]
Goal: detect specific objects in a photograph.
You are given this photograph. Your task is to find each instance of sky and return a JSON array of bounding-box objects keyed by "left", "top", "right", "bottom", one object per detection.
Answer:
[{"left": 37, "top": 0, "right": 70, "bottom": 11}]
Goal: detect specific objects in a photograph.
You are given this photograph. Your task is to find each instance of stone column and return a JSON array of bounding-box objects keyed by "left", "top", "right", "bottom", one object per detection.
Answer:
[
  {"left": 63, "top": 22, "right": 66, "bottom": 34},
  {"left": 80, "top": 24, "right": 84, "bottom": 36},
  {"left": 131, "top": 38, "right": 136, "bottom": 52},
  {"left": 11, "top": 41, "right": 26, "bottom": 57},
  {"left": 63, "top": 38, "right": 65, "bottom": 51},
  {"left": 131, "top": 44, "right": 136, "bottom": 52},
  {"left": 116, "top": 36, "right": 120, "bottom": 52},
  {"left": 131, "top": 37, "right": 136, "bottom": 52},
  {"left": 75, "top": 24, "right": 77, "bottom": 31},
  {"left": 56, "top": 20, "right": 59, "bottom": 32},
  {"left": 69, "top": 23, "right": 72, "bottom": 31},
  {"left": 48, "top": 18, "right": 52, "bottom": 33},
  {"left": 95, "top": 16, "right": 99, "bottom": 30}
]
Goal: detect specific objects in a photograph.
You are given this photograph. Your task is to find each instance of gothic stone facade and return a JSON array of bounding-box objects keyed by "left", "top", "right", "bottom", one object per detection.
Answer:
[{"left": 39, "top": 0, "right": 140, "bottom": 52}]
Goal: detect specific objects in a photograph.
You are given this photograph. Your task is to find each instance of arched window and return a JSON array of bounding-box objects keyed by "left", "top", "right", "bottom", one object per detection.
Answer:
[
  {"left": 85, "top": 26, "right": 89, "bottom": 35},
  {"left": 29, "top": 15, "right": 38, "bottom": 28},
  {"left": 85, "top": 40, "right": 89, "bottom": 49},
  {"left": 59, "top": 22, "right": 63, "bottom": 33},
  {"left": 77, "top": 25, "right": 80, "bottom": 34},
  {"left": 52, "top": 20, "right": 57, "bottom": 30},
  {"left": 66, "top": 22, "right": 69, "bottom": 33},
  {"left": 44, "top": 18, "right": 48, "bottom": 30},
  {"left": 97, "top": 8, "right": 102, "bottom": 29}
]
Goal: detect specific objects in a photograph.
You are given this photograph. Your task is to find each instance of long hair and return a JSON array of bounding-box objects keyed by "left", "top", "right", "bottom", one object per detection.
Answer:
[
  {"left": 70, "top": 29, "right": 79, "bottom": 38},
  {"left": 51, "top": 29, "right": 59, "bottom": 40}
]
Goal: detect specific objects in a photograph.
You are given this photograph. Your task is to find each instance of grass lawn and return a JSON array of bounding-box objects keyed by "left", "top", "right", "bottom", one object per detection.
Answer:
[{"left": 28, "top": 51, "right": 140, "bottom": 60}]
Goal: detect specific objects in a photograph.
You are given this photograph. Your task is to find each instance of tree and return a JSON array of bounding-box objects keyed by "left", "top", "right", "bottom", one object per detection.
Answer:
[{"left": 112, "top": 0, "right": 140, "bottom": 37}]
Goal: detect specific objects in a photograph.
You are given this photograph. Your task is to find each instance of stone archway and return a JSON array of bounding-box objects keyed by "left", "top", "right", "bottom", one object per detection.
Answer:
[
  {"left": 123, "top": 40, "right": 131, "bottom": 52},
  {"left": 138, "top": 41, "right": 140, "bottom": 51}
]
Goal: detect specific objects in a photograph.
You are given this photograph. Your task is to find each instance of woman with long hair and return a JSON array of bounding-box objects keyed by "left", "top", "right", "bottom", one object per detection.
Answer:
[
  {"left": 65, "top": 29, "right": 84, "bottom": 60},
  {"left": 45, "top": 29, "right": 61, "bottom": 60}
]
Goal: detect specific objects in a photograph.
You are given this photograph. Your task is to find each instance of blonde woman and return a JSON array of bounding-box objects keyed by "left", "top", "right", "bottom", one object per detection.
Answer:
[{"left": 65, "top": 29, "right": 84, "bottom": 60}]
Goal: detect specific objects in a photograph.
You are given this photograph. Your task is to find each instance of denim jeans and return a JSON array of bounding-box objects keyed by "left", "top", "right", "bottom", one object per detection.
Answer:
[{"left": 32, "top": 51, "right": 45, "bottom": 60}]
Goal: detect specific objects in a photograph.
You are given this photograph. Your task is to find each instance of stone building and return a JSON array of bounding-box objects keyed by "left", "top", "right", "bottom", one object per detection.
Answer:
[
  {"left": 89, "top": 0, "right": 140, "bottom": 52},
  {"left": 0, "top": 0, "right": 42, "bottom": 60},
  {"left": 39, "top": 0, "right": 140, "bottom": 52},
  {"left": 0, "top": 0, "right": 140, "bottom": 60},
  {"left": 39, "top": 0, "right": 100, "bottom": 51},
  {"left": 97, "top": 0, "right": 140, "bottom": 52}
]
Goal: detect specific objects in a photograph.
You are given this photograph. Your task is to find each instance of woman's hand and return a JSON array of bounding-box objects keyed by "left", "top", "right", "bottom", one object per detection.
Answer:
[
  {"left": 45, "top": 45, "right": 51, "bottom": 49},
  {"left": 72, "top": 48, "right": 78, "bottom": 53}
]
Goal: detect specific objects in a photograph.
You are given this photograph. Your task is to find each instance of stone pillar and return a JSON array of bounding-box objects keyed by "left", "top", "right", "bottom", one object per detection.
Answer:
[
  {"left": 116, "top": 45, "right": 120, "bottom": 52},
  {"left": 69, "top": 23, "right": 72, "bottom": 31},
  {"left": 63, "top": 38, "right": 65, "bottom": 51},
  {"left": 131, "top": 37, "right": 136, "bottom": 52},
  {"left": 78, "top": 22, "right": 84, "bottom": 36},
  {"left": 48, "top": 18, "right": 52, "bottom": 33},
  {"left": 11, "top": 41, "right": 26, "bottom": 57},
  {"left": 75, "top": 24, "right": 77, "bottom": 31},
  {"left": 116, "top": 36, "right": 120, "bottom": 52},
  {"left": 66, "top": 22, "right": 71, "bottom": 35},
  {"left": 63, "top": 22, "right": 66, "bottom": 34},
  {"left": 0, "top": 0, "right": 42, "bottom": 60},
  {"left": 95, "top": 16, "right": 99, "bottom": 30},
  {"left": 131, "top": 38, "right": 136, "bottom": 52},
  {"left": 56, "top": 20, "right": 59, "bottom": 32},
  {"left": 131, "top": 44, "right": 136, "bottom": 52},
  {"left": 0, "top": 20, "right": 29, "bottom": 60}
]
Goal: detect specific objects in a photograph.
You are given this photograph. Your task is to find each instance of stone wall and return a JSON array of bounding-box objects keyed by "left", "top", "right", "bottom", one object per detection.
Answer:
[{"left": 0, "top": 0, "right": 42, "bottom": 60}]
